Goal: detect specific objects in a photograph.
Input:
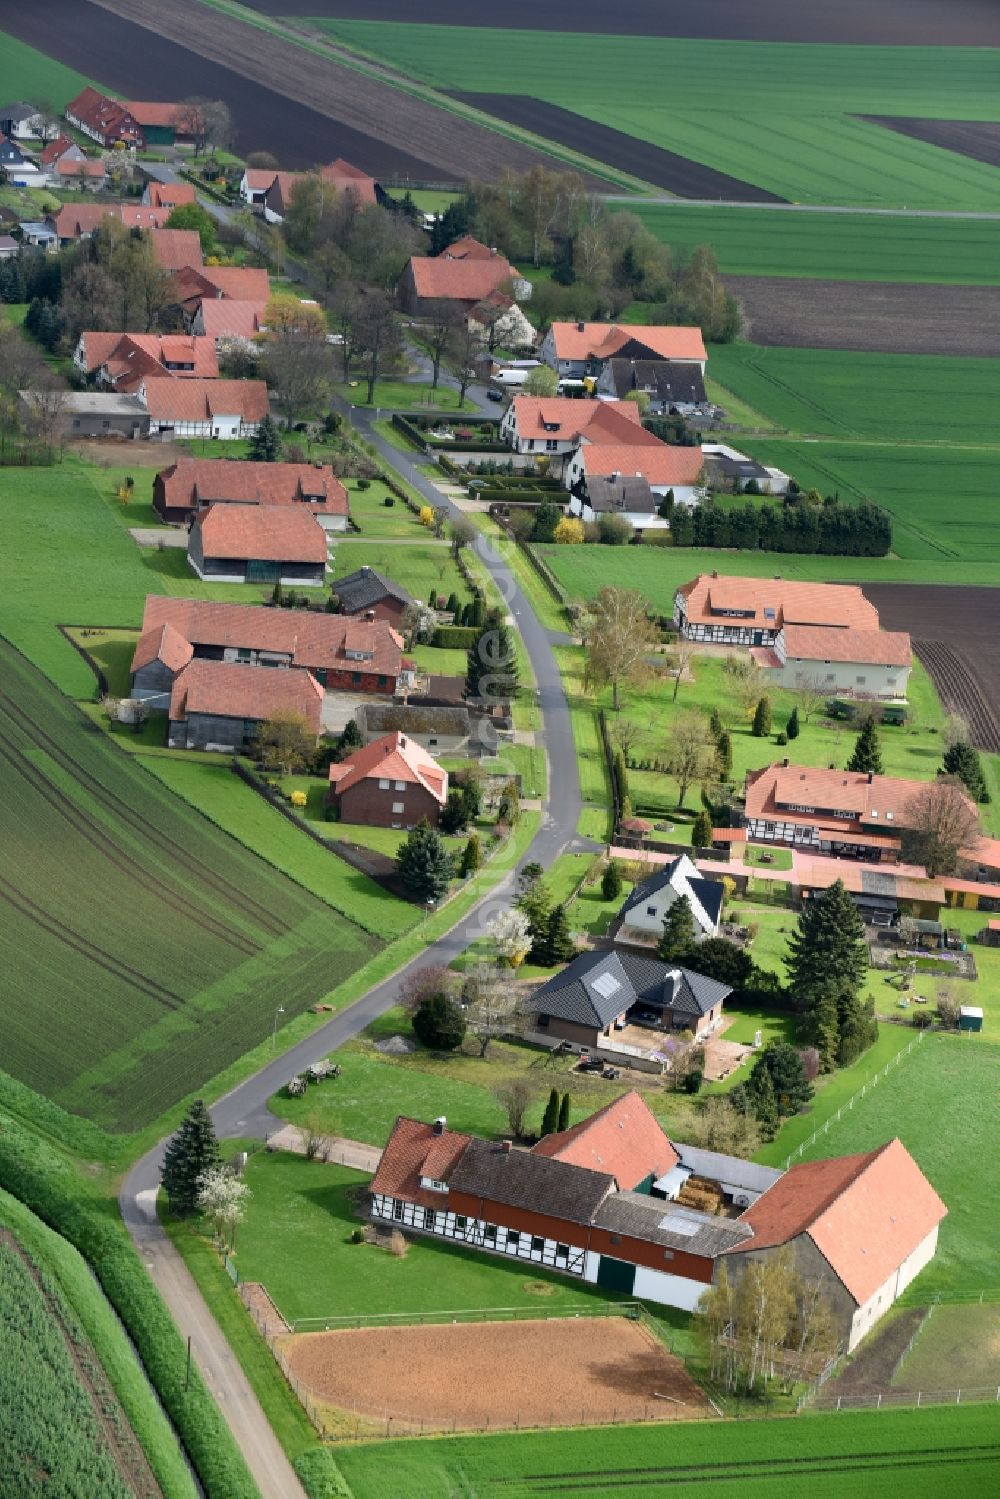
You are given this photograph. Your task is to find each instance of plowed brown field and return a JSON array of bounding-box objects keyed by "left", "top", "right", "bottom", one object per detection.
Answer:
[
  {"left": 865, "top": 119, "right": 1000, "bottom": 170},
  {"left": 728, "top": 277, "right": 1000, "bottom": 357},
  {"left": 87, "top": 0, "right": 608, "bottom": 183},
  {"left": 862, "top": 585, "right": 1000, "bottom": 753},
  {"left": 238, "top": 0, "right": 1000, "bottom": 47},
  {"left": 284, "top": 1316, "right": 711, "bottom": 1433}
]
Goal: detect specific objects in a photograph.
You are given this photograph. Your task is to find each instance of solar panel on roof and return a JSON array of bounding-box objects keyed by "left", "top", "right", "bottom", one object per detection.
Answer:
[
  {"left": 591, "top": 972, "right": 622, "bottom": 1000},
  {"left": 658, "top": 1212, "right": 699, "bottom": 1237}
]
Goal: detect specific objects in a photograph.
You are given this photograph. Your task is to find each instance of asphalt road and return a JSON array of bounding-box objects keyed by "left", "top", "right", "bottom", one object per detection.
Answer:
[{"left": 119, "top": 388, "right": 588, "bottom": 1497}]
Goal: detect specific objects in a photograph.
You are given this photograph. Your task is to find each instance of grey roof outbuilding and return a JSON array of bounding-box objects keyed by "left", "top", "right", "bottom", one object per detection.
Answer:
[
  {"left": 329, "top": 565, "right": 413, "bottom": 613},
  {"left": 449, "top": 1137, "right": 615, "bottom": 1224},
  {"left": 593, "top": 1191, "right": 752, "bottom": 1256},
  {"left": 525, "top": 949, "right": 731, "bottom": 1031}
]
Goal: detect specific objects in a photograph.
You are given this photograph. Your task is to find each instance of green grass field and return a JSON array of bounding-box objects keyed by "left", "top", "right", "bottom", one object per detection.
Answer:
[
  {"left": 331, "top": 537, "right": 473, "bottom": 611},
  {"left": 896, "top": 1303, "right": 1000, "bottom": 1390},
  {"left": 793, "top": 1037, "right": 1000, "bottom": 1302},
  {"left": 0, "top": 32, "right": 96, "bottom": 110},
  {"left": 0, "top": 639, "right": 379, "bottom": 1131},
  {"left": 344, "top": 478, "right": 425, "bottom": 539},
  {"left": 625, "top": 205, "right": 1000, "bottom": 286},
  {"left": 322, "top": 23, "right": 1000, "bottom": 208},
  {"left": 0, "top": 1187, "right": 196, "bottom": 1498},
  {"left": 709, "top": 344, "right": 1000, "bottom": 446},
  {"left": 336, "top": 379, "right": 474, "bottom": 411},
  {"left": 335, "top": 1403, "right": 1000, "bottom": 1498}
]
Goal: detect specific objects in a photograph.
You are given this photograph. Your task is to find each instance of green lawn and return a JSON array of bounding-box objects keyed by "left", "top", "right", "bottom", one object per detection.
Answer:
[
  {"left": 335, "top": 1404, "right": 1000, "bottom": 1499},
  {"left": 229, "top": 1152, "right": 624, "bottom": 1324},
  {"left": 64, "top": 627, "right": 139, "bottom": 699},
  {"left": 344, "top": 478, "right": 425, "bottom": 539},
  {"left": 625, "top": 205, "right": 1000, "bottom": 286},
  {"left": 791, "top": 1037, "right": 1000, "bottom": 1302},
  {"left": 335, "top": 380, "right": 474, "bottom": 411},
  {"left": 896, "top": 1304, "right": 1000, "bottom": 1389},
  {"left": 321, "top": 23, "right": 1000, "bottom": 209},
  {"left": 330, "top": 537, "right": 472, "bottom": 610}
]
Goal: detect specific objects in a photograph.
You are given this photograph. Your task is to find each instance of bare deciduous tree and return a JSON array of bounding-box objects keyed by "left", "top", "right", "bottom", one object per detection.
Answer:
[
  {"left": 665, "top": 711, "right": 715, "bottom": 809},
  {"left": 794, "top": 673, "right": 829, "bottom": 724},
  {"left": 492, "top": 1077, "right": 536, "bottom": 1139},
  {"left": 941, "top": 712, "right": 971, "bottom": 752},
  {"left": 583, "top": 587, "right": 659, "bottom": 712},
  {"left": 611, "top": 718, "right": 643, "bottom": 763},
  {"left": 351, "top": 291, "right": 403, "bottom": 405},
  {"left": 421, "top": 299, "right": 466, "bottom": 389},
  {"left": 904, "top": 777, "right": 981, "bottom": 876},
  {"left": 462, "top": 962, "right": 522, "bottom": 1057}
]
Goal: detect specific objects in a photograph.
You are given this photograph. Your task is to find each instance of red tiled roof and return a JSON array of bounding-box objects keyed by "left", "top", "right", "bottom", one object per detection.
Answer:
[
  {"left": 65, "top": 88, "right": 142, "bottom": 145},
  {"left": 442, "top": 235, "right": 495, "bottom": 262},
  {"left": 508, "top": 396, "right": 655, "bottom": 445},
  {"left": 243, "top": 168, "right": 277, "bottom": 192},
  {"left": 133, "top": 595, "right": 404, "bottom": 680},
  {"left": 370, "top": 1116, "right": 472, "bottom": 1207},
  {"left": 731, "top": 1139, "right": 946, "bottom": 1306},
  {"left": 124, "top": 101, "right": 187, "bottom": 128},
  {"left": 55, "top": 157, "right": 105, "bottom": 180},
  {"left": 578, "top": 442, "right": 704, "bottom": 486},
  {"left": 780, "top": 624, "right": 911, "bottom": 669},
  {"left": 149, "top": 227, "right": 203, "bottom": 272},
  {"left": 744, "top": 762, "right": 973, "bottom": 835},
  {"left": 328, "top": 731, "right": 448, "bottom": 806},
  {"left": 83, "top": 333, "right": 218, "bottom": 387},
  {"left": 48, "top": 202, "right": 165, "bottom": 239},
  {"left": 192, "top": 504, "right": 328, "bottom": 563},
  {"left": 38, "top": 136, "right": 76, "bottom": 165},
  {"left": 532, "top": 1091, "right": 678, "bottom": 1190},
  {"left": 319, "top": 158, "right": 377, "bottom": 205},
  {"left": 677, "top": 574, "right": 880, "bottom": 631},
  {"left": 158, "top": 459, "right": 348, "bottom": 516},
  {"left": 146, "top": 182, "right": 197, "bottom": 209},
  {"left": 196, "top": 299, "right": 267, "bottom": 342},
  {"left": 200, "top": 266, "right": 271, "bottom": 302},
  {"left": 132, "top": 620, "right": 194, "bottom": 674},
  {"left": 408, "top": 249, "right": 518, "bottom": 303},
  {"left": 169, "top": 659, "right": 323, "bottom": 733},
  {"left": 140, "top": 377, "right": 269, "bottom": 423},
  {"left": 549, "top": 322, "right": 706, "bottom": 364}
]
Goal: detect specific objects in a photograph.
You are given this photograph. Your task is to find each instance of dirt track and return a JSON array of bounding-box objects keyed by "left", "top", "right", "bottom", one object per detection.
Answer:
[
  {"left": 862, "top": 584, "right": 1000, "bottom": 753},
  {"left": 241, "top": 0, "right": 1000, "bottom": 46},
  {"left": 79, "top": 0, "right": 599, "bottom": 183},
  {"left": 453, "top": 95, "right": 785, "bottom": 201},
  {"left": 728, "top": 276, "right": 1000, "bottom": 356},
  {"left": 284, "top": 1316, "right": 711, "bottom": 1431}
]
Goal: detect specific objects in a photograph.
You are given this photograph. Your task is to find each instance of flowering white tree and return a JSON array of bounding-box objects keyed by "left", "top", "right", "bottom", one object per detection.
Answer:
[
  {"left": 216, "top": 333, "right": 259, "bottom": 378},
  {"left": 486, "top": 907, "right": 532, "bottom": 968},
  {"left": 196, "top": 1167, "right": 252, "bottom": 1251}
]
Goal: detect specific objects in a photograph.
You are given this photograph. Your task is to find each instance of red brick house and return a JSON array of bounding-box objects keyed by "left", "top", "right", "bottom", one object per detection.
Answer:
[
  {"left": 400, "top": 237, "right": 526, "bottom": 317},
  {"left": 370, "top": 1101, "right": 945, "bottom": 1344},
  {"left": 74, "top": 332, "right": 218, "bottom": 392},
  {"left": 153, "top": 459, "right": 349, "bottom": 529},
  {"left": 130, "top": 596, "right": 409, "bottom": 704},
  {"left": 187, "top": 505, "right": 328, "bottom": 586},
  {"left": 65, "top": 88, "right": 144, "bottom": 148},
  {"left": 327, "top": 731, "right": 448, "bottom": 829},
  {"left": 167, "top": 659, "right": 323, "bottom": 752}
]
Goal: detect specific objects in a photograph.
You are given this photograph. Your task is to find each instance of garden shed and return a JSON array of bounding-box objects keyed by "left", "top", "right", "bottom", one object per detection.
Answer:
[{"left": 959, "top": 1006, "right": 984, "bottom": 1033}]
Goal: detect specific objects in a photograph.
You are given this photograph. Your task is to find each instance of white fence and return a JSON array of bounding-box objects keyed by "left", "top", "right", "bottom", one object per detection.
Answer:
[{"left": 784, "top": 1030, "right": 925, "bottom": 1169}]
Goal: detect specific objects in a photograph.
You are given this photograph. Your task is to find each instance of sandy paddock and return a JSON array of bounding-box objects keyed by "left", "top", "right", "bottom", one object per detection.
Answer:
[{"left": 283, "top": 1316, "right": 711, "bottom": 1431}]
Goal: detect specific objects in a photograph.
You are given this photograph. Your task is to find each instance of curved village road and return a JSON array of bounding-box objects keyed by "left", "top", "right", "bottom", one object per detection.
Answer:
[{"left": 120, "top": 404, "right": 588, "bottom": 1497}]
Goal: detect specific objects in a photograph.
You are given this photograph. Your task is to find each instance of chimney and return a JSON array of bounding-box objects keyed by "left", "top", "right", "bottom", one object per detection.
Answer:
[
  {"left": 433, "top": 1116, "right": 446, "bottom": 1135},
  {"left": 782, "top": 757, "right": 789, "bottom": 768},
  {"left": 500, "top": 1140, "right": 512, "bottom": 1153},
  {"left": 867, "top": 770, "right": 874, "bottom": 783},
  {"left": 577, "top": 320, "right": 585, "bottom": 332},
  {"left": 365, "top": 608, "right": 376, "bottom": 622}
]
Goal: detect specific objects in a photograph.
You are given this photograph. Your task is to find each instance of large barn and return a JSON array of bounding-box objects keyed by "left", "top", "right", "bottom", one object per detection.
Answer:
[{"left": 370, "top": 1094, "right": 945, "bottom": 1349}]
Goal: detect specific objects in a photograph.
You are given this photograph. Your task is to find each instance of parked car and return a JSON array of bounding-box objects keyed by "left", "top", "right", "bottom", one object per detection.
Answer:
[{"left": 486, "top": 388, "right": 504, "bottom": 402}]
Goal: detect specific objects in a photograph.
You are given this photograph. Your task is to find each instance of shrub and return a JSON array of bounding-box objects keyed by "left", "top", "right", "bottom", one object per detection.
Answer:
[
  {"left": 412, "top": 992, "right": 467, "bottom": 1050},
  {"left": 350, "top": 1227, "right": 366, "bottom": 1243},
  {"left": 775, "top": 731, "right": 788, "bottom": 746},
  {"left": 554, "top": 516, "right": 585, "bottom": 544},
  {"left": 383, "top": 494, "right": 395, "bottom": 507},
  {"left": 431, "top": 625, "right": 478, "bottom": 648},
  {"left": 683, "top": 1069, "right": 703, "bottom": 1094},
  {"left": 597, "top": 514, "right": 633, "bottom": 546},
  {"left": 356, "top": 477, "right": 371, "bottom": 490}
]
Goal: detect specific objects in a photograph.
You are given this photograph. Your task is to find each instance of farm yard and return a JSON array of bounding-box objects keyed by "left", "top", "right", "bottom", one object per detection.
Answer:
[
  {"left": 335, "top": 1403, "right": 1000, "bottom": 1499},
  {"left": 727, "top": 278, "right": 1000, "bottom": 357},
  {"left": 281, "top": 1317, "right": 710, "bottom": 1434},
  {"left": 0, "top": 639, "right": 380, "bottom": 1131},
  {"left": 625, "top": 206, "right": 1000, "bottom": 286},
  {"left": 318, "top": 22, "right": 1000, "bottom": 206}
]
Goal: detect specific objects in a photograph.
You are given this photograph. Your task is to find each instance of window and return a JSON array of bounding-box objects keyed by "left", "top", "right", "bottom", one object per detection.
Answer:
[
  {"left": 236, "top": 648, "right": 251, "bottom": 664},
  {"left": 425, "top": 1208, "right": 437, "bottom": 1231},
  {"left": 536, "top": 1013, "right": 549, "bottom": 1028},
  {"left": 394, "top": 780, "right": 406, "bottom": 791},
  {"left": 429, "top": 737, "right": 438, "bottom": 746},
  {"left": 378, "top": 778, "right": 390, "bottom": 790},
  {"left": 546, "top": 439, "right": 559, "bottom": 452},
  {"left": 663, "top": 1249, "right": 674, "bottom": 1261},
  {"left": 392, "top": 1200, "right": 403, "bottom": 1221},
  {"left": 352, "top": 672, "right": 362, "bottom": 685},
  {"left": 646, "top": 905, "right": 658, "bottom": 916},
  {"left": 72, "top": 419, "right": 81, "bottom": 430},
  {"left": 610, "top": 1234, "right": 621, "bottom": 1246},
  {"left": 526, "top": 439, "right": 535, "bottom": 451},
  {"left": 455, "top": 1216, "right": 467, "bottom": 1232},
  {"left": 531, "top": 1236, "right": 544, "bottom": 1254},
  {"left": 556, "top": 1243, "right": 569, "bottom": 1258},
  {"left": 484, "top": 1223, "right": 497, "bottom": 1242},
  {"left": 856, "top": 675, "right": 867, "bottom": 686},
  {"left": 507, "top": 1231, "right": 520, "bottom": 1249},
  {"left": 392, "top": 801, "right": 404, "bottom": 814}
]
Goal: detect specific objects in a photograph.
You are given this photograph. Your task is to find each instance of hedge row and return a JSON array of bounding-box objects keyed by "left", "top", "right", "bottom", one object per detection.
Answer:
[
  {"left": 0, "top": 1118, "right": 260, "bottom": 1499},
  {"left": 468, "top": 475, "right": 564, "bottom": 490},
  {"left": 391, "top": 414, "right": 507, "bottom": 453},
  {"left": 477, "top": 488, "right": 567, "bottom": 506},
  {"left": 431, "top": 625, "right": 479, "bottom": 648}
]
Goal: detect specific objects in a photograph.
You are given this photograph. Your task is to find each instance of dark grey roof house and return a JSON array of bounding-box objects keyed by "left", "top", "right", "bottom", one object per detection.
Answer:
[
  {"left": 618, "top": 855, "right": 724, "bottom": 944},
  {"left": 583, "top": 473, "right": 656, "bottom": 515},
  {"left": 525, "top": 949, "right": 731, "bottom": 1047},
  {"left": 329, "top": 565, "right": 413, "bottom": 625},
  {"left": 597, "top": 357, "right": 708, "bottom": 413}
]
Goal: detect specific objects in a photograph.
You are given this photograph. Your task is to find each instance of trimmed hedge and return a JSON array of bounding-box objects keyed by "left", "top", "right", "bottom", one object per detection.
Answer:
[
  {"left": 430, "top": 625, "right": 478, "bottom": 648},
  {"left": 391, "top": 414, "right": 508, "bottom": 453},
  {"left": 0, "top": 1118, "right": 260, "bottom": 1499},
  {"left": 467, "top": 475, "right": 564, "bottom": 490},
  {"left": 476, "top": 488, "right": 567, "bottom": 506}
]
